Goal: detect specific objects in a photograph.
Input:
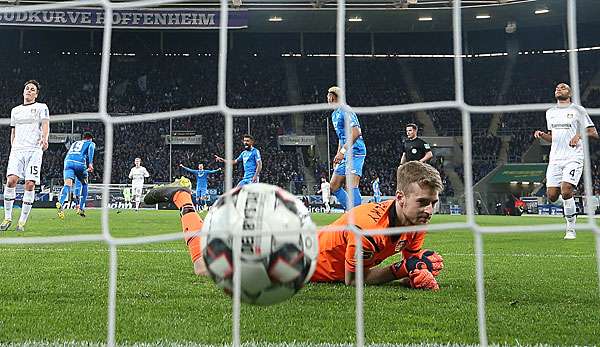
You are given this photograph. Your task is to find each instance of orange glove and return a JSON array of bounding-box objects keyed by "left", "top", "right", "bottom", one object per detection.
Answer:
[
  {"left": 416, "top": 249, "right": 444, "bottom": 276},
  {"left": 408, "top": 263, "right": 440, "bottom": 291},
  {"left": 390, "top": 255, "right": 421, "bottom": 279}
]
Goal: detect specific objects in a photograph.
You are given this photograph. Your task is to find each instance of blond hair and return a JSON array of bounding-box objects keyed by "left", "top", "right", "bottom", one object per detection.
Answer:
[
  {"left": 396, "top": 161, "right": 444, "bottom": 195},
  {"left": 328, "top": 86, "right": 342, "bottom": 98}
]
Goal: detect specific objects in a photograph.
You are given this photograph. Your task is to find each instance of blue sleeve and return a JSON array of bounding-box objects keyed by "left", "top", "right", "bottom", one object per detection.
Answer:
[
  {"left": 87, "top": 142, "right": 96, "bottom": 165},
  {"left": 181, "top": 166, "right": 197, "bottom": 174},
  {"left": 235, "top": 152, "right": 243, "bottom": 162},
  {"left": 348, "top": 111, "right": 360, "bottom": 128},
  {"left": 208, "top": 169, "right": 220, "bottom": 174},
  {"left": 255, "top": 149, "right": 262, "bottom": 162}
]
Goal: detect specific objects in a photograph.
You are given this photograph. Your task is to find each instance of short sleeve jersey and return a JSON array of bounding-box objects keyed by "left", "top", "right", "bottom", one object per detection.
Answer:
[
  {"left": 546, "top": 103, "right": 594, "bottom": 163},
  {"left": 10, "top": 102, "right": 49, "bottom": 152},
  {"left": 403, "top": 137, "right": 431, "bottom": 162}
]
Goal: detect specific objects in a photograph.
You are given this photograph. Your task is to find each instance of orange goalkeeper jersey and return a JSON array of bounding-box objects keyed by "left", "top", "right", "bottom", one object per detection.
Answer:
[{"left": 310, "top": 200, "right": 426, "bottom": 282}]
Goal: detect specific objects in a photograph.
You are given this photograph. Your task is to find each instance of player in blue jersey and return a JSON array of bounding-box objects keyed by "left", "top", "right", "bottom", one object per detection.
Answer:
[
  {"left": 71, "top": 177, "right": 82, "bottom": 208},
  {"left": 372, "top": 176, "right": 382, "bottom": 203},
  {"left": 56, "top": 132, "right": 95, "bottom": 219},
  {"left": 327, "top": 86, "right": 367, "bottom": 211},
  {"left": 214, "top": 134, "right": 262, "bottom": 187},
  {"left": 179, "top": 163, "right": 221, "bottom": 211}
]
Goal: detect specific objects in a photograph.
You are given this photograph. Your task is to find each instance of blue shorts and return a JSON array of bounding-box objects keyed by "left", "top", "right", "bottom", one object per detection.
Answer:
[
  {"left": 196, "top": 187, "right": 208, "bottom": 199},
  {"left": 63, "top": 162, "right": 88, "bottom": 183},
  {"left": 334, "top": 155, "right": 365, "bottom": 177},
  {"left": 374, "top": 194, "right": 382, "bottom": 203}
]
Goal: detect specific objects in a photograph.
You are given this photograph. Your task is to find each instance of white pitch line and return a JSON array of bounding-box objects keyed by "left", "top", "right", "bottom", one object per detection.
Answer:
[{"left": 446, "top": 252, "right": 595, "bottom": 259}]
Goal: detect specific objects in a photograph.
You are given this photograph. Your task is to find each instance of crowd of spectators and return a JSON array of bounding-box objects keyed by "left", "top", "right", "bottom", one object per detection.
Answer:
[
  {"left": 1, "top": 48, "right": 600, "bottom": 199},
  {"left": 0, "top": 53, "right": 303, "bottom": 192}
]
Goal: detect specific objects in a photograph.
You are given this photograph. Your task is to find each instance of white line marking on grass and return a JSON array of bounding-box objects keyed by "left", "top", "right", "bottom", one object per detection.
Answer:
[{"left": 447, "top": 252, "right": 595, "bottom": 259}]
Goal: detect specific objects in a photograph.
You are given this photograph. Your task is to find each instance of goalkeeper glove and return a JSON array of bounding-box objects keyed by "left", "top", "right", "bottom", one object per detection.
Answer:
[
  {"left": 389, "top": 256, "right": 422, "bottom": 279},
  {"left": 408, "top": 263, "right": 439, "bottom": 291},
  {"left": 415, "top": 249, "right": 444, "bottom": 276}
]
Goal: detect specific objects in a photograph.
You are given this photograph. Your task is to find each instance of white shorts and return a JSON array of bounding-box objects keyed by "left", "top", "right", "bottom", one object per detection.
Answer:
[
  {"left": 132, "top": 186, "right": 144, "bottom": 197},
  {"left": 322, "top": 195, "right": 331, "bottom": 203},
  {"left": 6, "top": 149, "right": 43, "bottom": 184},
  {"left": 546, "top": 160, "right": 583, "bottom": 187}
]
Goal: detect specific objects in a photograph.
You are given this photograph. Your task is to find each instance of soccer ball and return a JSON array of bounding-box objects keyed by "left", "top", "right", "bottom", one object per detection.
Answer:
[{"left": 201, "top": 183, "right": 318, "bottom": 305}]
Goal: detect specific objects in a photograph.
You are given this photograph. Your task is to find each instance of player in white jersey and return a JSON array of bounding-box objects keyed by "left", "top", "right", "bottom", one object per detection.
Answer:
[
  {"left": 534, "top": 83, "right": 599, "bottom": 240},
  {"left": 317, "top": 177, "right": 331, "bottom": 213},
  {"left": 1, "top": 80, "right": 49, "bottom": 232},
  {"left": 128, "top": 158, "right": 150, "bottom": 211}
]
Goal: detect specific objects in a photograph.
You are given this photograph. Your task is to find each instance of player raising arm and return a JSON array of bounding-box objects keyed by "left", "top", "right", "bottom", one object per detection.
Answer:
[
  {"left": 214, "top": 134, "right": 262, "bottom": 187},
  {"left": 534, "top": 83, "right": 599, "bottom": 240},
  {"left": 144, "top": 161, "right": 444, "bottom": 290},
  {"left": 179, "top": 163, "right": 221, "bottom": 211}
]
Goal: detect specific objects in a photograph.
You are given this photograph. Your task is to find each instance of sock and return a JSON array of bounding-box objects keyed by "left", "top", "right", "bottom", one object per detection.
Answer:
[
  {"left": 324, "top": 201, "right": 330, "bottom": 212},
  {"left": 59, "top": 185, "right": 71, "bottom": 205},
  {"left": 174, "top": 191, "right": 204, "bottom": 262},
  {"left": 352, "top": 187, "right": 362, "bottom": 208},
  {"left": 552, "top": 195, "right": 564, "bottom": 206},
  {"left": 563, "top": 197, "right": 577, "bottom": 230},
  {"left": 4, "top": 187, "right": 16, "bottom": 221},
  {"left": 79, "top": 184, "right": 88, "bottom": 210},
  {"left": 332, "top": 188, "right": 349, "bottom": 211},
  {"left": 135, "top": 200, "right": 140, "bottom": 210},
  {"left": 19, "top": 190, "right": 35, "bottom": 225}
]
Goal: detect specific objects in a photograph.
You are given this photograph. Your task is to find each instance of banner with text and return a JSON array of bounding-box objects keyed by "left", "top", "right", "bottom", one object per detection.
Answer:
[
  {"left": 278, "top": 135, "right": 316, "bottom": 146},
  {"left": 0, "top": 8, "right": 248, "bottom": 29},
  {"left": 49, "top": 133, "right": 81, "bottom": 144},
  {"left": 165, "top": 135, "right": 203, "bottom": 145}
]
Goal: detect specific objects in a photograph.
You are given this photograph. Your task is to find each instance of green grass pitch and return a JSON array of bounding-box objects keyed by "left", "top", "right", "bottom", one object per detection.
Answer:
[{"left": 0, "top": 209, "right": 599, "bottom": 346}]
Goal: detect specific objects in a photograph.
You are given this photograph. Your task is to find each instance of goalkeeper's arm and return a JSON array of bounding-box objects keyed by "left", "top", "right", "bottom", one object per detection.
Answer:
[
  {"left": 345, "top": 266, "right": 397, "bottom": 286},
  {"left": 345, "top": 249, "right": 444, "bottom": 287}
]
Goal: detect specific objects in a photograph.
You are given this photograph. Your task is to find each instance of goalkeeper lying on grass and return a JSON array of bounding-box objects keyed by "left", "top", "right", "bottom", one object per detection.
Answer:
[{"left": 145, "top": 161, "right": 444, "bottom": 291}]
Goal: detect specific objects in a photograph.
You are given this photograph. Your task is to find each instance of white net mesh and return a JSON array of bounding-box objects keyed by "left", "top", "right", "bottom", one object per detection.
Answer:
[{"left": 1, "top": 0, "right": 599, "bottom": 346}]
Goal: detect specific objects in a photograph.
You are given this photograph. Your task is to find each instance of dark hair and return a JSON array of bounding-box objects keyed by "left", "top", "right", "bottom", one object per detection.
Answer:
[
  {"left": 83, "top": 131, "right": 93, "bottom": 139},
  {"left": 243, "top": 134, "right": 255, "bottom": 141},
  {"left": 24, "top": 79, "right": 40, "bottom": 92},
  {"left": 406, "top": 123, "right": 418, "bottom": 130}
]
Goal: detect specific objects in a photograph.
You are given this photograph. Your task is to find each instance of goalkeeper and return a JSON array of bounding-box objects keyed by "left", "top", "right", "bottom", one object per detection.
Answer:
[{"left": 144, "top": 161, "right": 444, "bottom": 290}]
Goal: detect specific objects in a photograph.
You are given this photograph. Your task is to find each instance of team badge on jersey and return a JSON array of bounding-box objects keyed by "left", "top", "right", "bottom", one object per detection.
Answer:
[{"left": 394, "top": 239, "right": 407, "bottom": 252}]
